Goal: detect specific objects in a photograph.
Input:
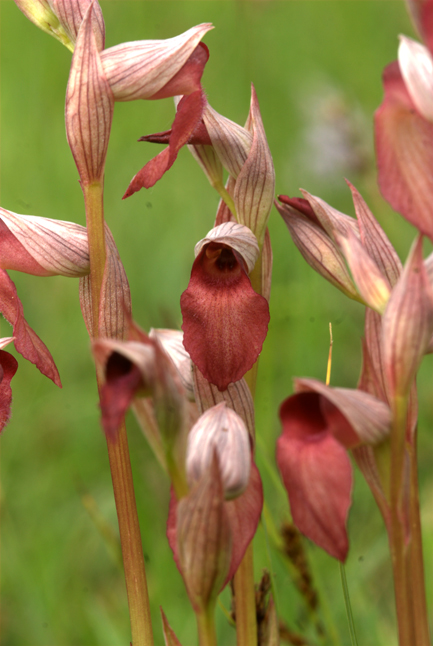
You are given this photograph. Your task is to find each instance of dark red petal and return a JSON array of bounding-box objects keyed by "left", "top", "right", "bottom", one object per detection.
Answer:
[
  {"left": 166, "top": 460, "right": 263, "bottom": 590},
  {"left": 0, "top": 219, "right": 49, "bottom": 276},
  {"left": 181, "top": 249, "right": 270, "bottom": 391},
  {"left": 99, "top": 352, "right": 143, "bottom": 441},
  {"left": 123, "top": 148, "right": 171, "bottom": 198},
  {"left": 123, "top": 89, "right": 206, "bottom": 197},
  {"left": 0, "top": 350, "right": 18, "bottom": 433},
  {"left": 223, "top": 461, "right": 263, "bottom": 584},
  {"left": 0, "top": 269, "right": 61, "bottom": 387},
  {"left": 276, "top": 393, "right": 352, "bottom": 561},
  {"left": 138, "top": 130, "right": 172, "bottom": 144},
  {"left": 150, "top": 43, "right": 209, "bottom": 100},
  {"left": 277, "top": 195, "right": 322, "bottom": 229},
  {"left": 375, "top": 61, "right": 433, "bottom": 241}
]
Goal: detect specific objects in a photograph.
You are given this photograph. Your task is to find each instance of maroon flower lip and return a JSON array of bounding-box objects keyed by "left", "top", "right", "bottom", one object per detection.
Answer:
[{"left": 181, "top": 241, "right": 270, "bottom": 392}]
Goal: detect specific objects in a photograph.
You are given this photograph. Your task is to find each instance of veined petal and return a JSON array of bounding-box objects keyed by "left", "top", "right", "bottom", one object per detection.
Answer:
[
  {"left": 398, "top": 35, "right": 433, "bottom": 121},
  {"left": 203, "top": 105, "right": 253, "bottom": 178},
  {"left": 234, "top": 85, "right": 275, "bottom": 246},
  {"left": 65, "top": 3, "right": 114, "bottom": 187},
  {"left": 0, "top": 208, "right": 89, "bottom": 277},
  {"left": 181, "top": 235, "right": 269, "bottom": 391},
  {"left": 375, "top": 61, "right": 433, "bottom": 241},
  {"left": 78, "top": 224, "right": 130, "bottom": 339},
  {"left": 347, "top": 181, "right": 402, "bottom": 287},
  {"left": 294, "top": 378, "right": 392, "bottom": 446},
  {"left": 175, "top": 454, "right": 232, "bottom": 612},
  {"left": 300, "top": 190, "right": 360, "bottom": 242},
  {"left": 186, "top": 402, "right": 251, "bottom": 500},
  {"left": 0, "top": 349, "right": 19, "bottom": 434},
  {"left": 98, "top": 227, "right": 131, "bottom": 340},
  {"left": 0, "top": 269, "right": 61, "bottom": 386},
  {"left": 276, "top": 202, "right": 360, "bottom": 301},
  {"left": 382, "top": 235, "right": 433, "bottom": 398},
  {"left": 49, "top": 0, "right": 105, "bottom": 51},
  {"left": 277, "top": 392, "right": 352, "bottom": 561},
  {"left": 101, "top": 24, "right": 213, "bottom": 101},
  {"left": 167, "top": 460, "right": 263, "bottom": 591},
  {"left": 193, "top": 365, "right": 255, "bottom": 444},
  {"left": 337, "top": 229, "right": 391, "bottom": 313},
  {"left": 278, "top": 195, "right": 323, "bottom": 229},
  {"left": 194, "top": 222, "right": 259, "bottom": 274}
]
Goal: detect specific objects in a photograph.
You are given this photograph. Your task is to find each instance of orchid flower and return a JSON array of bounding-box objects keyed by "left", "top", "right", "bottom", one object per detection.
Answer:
[
  {"left": 180, "top": 222, "right": 270, "bottom": 391},
  {"left": 124, "top": 86, "right": 275, "bottom": 254},
  {"left": 277, "top": 378, "right": 392, "bottom": 561},
  {"left": 276, "top": 183, "right": 433, "bottom": 560}
]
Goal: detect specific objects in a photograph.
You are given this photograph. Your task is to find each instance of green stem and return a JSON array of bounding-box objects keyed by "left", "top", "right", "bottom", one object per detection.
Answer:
[
  {"left": 196, "top": 604, "right": 218, "bottom": 646},
  {"left": 389, "top": 395, "right": 415, "bottom": 646},
  {"left": 213, "top": 179, "right": 237, "bottom": 218},
  {"left": 233, "top": 543, "right": 257, "bottom": 646},
  {"left": 107, "top": 421, "right": 154, "bottom": 646},
  {"left": 82, "top": 182, "right": 154, "bottom": 646},
  {"left": 407, "top": 438, "right": 431, "bottom": 646}
]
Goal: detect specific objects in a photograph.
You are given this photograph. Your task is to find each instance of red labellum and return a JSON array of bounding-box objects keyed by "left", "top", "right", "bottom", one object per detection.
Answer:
[
  {"left": 99, "top": 352, "right": 144, "bottom": 441},
  {"left": 181, "top": 244, "right": 269, "bottom": 391},
  {"left": 277, "top": 392, "right": 352, "bottom": 561}
]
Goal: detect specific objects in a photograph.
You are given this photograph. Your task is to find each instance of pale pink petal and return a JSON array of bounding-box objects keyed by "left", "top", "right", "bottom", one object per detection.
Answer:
[{"left": 375, "top": 61, "right": 433, "bottom": 241}]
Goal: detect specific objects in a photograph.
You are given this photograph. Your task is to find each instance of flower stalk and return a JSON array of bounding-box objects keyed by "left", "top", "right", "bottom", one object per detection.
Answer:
[{"left": 83, "top": 181, "right": 154, "bottom": 646}]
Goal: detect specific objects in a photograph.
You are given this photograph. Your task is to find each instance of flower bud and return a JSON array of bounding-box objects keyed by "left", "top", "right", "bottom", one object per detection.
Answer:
[
  {"left": 276, "top": 200, "right": 360, "bottom": 301},
  {"left": 65, "top": 4, "right": 113, "bottom": 187},
  {"left": 177, "top": 452, "right": 232, "bottom": 612},
  {"left": 186, "top": 402, "right": 251, "bottom": 500}
]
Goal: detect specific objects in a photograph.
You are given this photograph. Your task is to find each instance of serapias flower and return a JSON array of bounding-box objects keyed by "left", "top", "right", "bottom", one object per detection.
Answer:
[
  {"left": 128, "top": 86, "right": 275, "bottom": 252},
  {"left": 0, "top": 207, "right": 91, "bottom": 386},
  {"left": 276, "top": 182, "right": 400, "bottom": 313},
  {"left": 276, "top": 378, "right": 392, "bottom": 561},
  {"left": 167, "top": 448, "right": 263, "bottom": 600},
  {"left": 180, "top": 222, "right": 270, "bottom": 391}
]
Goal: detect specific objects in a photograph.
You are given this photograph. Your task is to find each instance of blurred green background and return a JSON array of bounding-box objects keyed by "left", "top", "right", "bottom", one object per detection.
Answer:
[{"left": 1, "top": 1, "right": 432, "bottom": 644}]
